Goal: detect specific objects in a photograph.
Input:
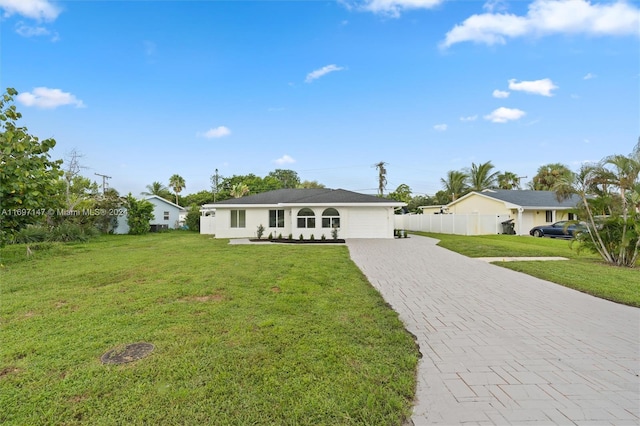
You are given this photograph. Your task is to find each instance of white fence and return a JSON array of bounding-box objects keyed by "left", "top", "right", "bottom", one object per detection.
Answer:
[{"left": 395, "top": 214, "right": 513, "bottom": 236}]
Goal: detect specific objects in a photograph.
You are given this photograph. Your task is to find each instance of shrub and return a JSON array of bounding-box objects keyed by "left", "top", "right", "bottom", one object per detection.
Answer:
[
  {"left": 49, "top": 222, "right": 98, "bottom": 242},
  {"left": 125, "top": 194, "right": 154, "bottom": 235},
  {"left": 13, "top": 225, "right": 49, "bottom": 244},
  {"left": 185, "top": 205, "right": 201, "bottom": 232},
  {"left": 310, "top": 234, "right": 315, "bottom": 241},
  {"left": 256, "top": 224, "right": 265, "bottom": 239},
  {"left": 268, "top": 232, "right": 273, "bottom": 240},
  {"left": 288, "top": 234, "right": 293, "bottom": 240},
  {"left": 277, "top": 233, "right": 283, "bottom": 240},
  {"left": 331, "top": 226, "right": 339, "bottom": 240},
  {"left": 299, "top": 234, "right": 304, "bottom": 241},
  {"left": 321, "top": 234, "right": 326, "bottom": 240}
]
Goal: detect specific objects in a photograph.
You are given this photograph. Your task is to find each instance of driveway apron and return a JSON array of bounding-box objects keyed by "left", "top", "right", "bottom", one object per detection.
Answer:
[{"left": 346, "top": 235, "right": 639, "bottom": 425}]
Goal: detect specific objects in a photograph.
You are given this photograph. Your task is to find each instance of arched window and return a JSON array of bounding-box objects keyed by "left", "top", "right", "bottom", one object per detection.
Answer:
[
  {"left": 297, "top": 208, "right": 316, "bottom": 228},
  {"left": 322, "top": 208, "right": 340, "bottom": 228}
]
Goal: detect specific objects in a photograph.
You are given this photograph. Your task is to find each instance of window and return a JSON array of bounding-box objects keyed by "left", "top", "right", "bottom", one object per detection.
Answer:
[
  {"left": 163, "top": 211, "right": 170, "bottom": 220},
  {"left": 568, "top": 212, "right": 575, "bottom": 220},
  {"left": 545, "top": 210, "right": 553, "bottom": 222},
  {"left": 322, "top": 208, "right": 340, "bottom": 228},
  {"left": 297, "top": 208, "right": 315, "bottom": 228},
  {"left": 269, "top": 209, "right": 285, "bottom": 228},
  {"left": 230, "top": 210, "right": 246, "bottom": 228}
]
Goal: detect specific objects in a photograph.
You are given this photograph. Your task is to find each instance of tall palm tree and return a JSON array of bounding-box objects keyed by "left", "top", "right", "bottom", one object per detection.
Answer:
[
  {"left": 168, "top": 174, "right": 186, "bottom": 205},
  {"left": 440, "top": 170, "right": 469, "bottom": 201},
  {"left": 497, "top": 171, "right": 520, "bottom": 190},
  {"left": 142, "top": 181, "right": 169, "bottom": 197},
  {"left": 468, "top": 161, "right": 499, "bottom": 191}
]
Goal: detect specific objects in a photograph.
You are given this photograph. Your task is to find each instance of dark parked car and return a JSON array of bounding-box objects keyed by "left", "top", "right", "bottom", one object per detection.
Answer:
[{"left": 529, "top": 221, "right": 586, "bottom": 239}]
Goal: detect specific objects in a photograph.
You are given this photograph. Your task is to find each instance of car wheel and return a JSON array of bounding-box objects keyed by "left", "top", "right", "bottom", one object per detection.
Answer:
[{"left": 533, "top": 229, "right": 543, "bottom": 237}]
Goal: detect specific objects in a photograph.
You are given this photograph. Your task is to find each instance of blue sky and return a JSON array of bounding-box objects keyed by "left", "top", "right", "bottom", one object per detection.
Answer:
[{"left": 2, "top": 0, "right": 639, "bottom": 197}]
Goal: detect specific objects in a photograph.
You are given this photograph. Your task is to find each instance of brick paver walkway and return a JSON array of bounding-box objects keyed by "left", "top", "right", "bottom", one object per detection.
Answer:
[{"left": 346, "top": 236, "right": 640, "bottom": 425}]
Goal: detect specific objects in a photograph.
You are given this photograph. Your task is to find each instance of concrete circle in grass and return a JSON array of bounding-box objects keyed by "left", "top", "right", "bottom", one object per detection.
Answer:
[{"left": 101, "top": 342, "right": 155, "bottom": 365}]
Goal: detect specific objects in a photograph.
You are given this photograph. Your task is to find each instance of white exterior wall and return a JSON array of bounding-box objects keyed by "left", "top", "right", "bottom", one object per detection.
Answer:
[{"left": 211, "top": 206, "right": 396, "bottom": 239}]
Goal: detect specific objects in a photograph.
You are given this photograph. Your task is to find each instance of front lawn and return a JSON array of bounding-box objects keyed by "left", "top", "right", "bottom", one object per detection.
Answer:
[
  {"left": 0, "top": 233, "right": 419, "bottom": 425},
  {"left": 414, "top": 232, "right": 639, "bottom": 307}
]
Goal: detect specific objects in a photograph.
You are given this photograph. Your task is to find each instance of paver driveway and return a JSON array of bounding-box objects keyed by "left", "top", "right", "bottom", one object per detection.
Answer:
[{"left": 347, "top": 235, "right": 639, "bottom": 425}]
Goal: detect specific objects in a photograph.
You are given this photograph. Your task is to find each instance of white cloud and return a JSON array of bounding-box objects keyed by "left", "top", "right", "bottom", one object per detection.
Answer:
[
  {"left": 274, "top": 154, "right": 296, "bottom": 165},
  {"left": 492, "top": 89, "right": 510, "bottom": 98},
  {"left": 0, "top": 0, "right": 61, "bottom": 21},
  {"left": 483, "top": 0, "right": 508, "bottom": 13},
  {"left": 460, "top": 115, "right": 478, "bottom": 122},
  {"left": 198, "top": 126, "right": 231, "bottom": 139},
  {"left": 508, "top": 78, "right": 558, "bottom": 96},
  {"left": 433, "top": 124, "right": 448, "bottom": 131},
  {"left": 342, "top": 0, "right": 443, "bottom": 17},
  {"left": 484, "top": 107, "right": 525, "bottom": 123},
  {"left": 15, "top": 21, "right": 48, "bottom": 36},
  {"left": 17, "top": 87, "right": 84, "bottom": 109},
  {"left": 441, "top": 0, "right": 640, "bottom": 48},
  {"left": 305, "top": 64, "right": 345, "bottom": 83},
  {"left": 583, "top": 72, "right": 596, "bottom": 80}
]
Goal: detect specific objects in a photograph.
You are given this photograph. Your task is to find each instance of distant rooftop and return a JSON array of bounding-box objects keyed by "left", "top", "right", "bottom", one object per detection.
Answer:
[{"left": 207, "top": 188, "right": 404, "bottom": 205}]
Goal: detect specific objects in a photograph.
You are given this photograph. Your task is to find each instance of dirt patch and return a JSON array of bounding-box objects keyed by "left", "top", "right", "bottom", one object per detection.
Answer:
[
  {"left": 101, "top": 342, "right": 155, "bottom": 365},
  {"left": 0, "top": 366, "right": 22, "bottom": 378},
  {"left": 179, "top": 294, "right": 225, "bottom": 302},
  {"left": 270, "top": 286, "right": 281, "bottom": 293}
]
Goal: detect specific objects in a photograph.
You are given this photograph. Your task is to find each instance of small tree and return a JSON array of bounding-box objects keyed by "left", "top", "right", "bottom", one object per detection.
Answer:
[
  {"left": 256, "top": 224, "right": 265, "bottom": 239},
  {"left": 185, "top": 204, "right": 201, "bottom": 231},
  {"left": 555, "top": 145, "right": 639, "bottom": 267},
  {"left": 124, "top": 194, "right": 154, "bottom": 235},
  {"left": 0, "top": 88, "right": 63, "bottom": 245}
]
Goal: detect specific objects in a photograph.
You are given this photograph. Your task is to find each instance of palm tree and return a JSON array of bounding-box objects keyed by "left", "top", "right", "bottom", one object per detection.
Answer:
[
  {"left": 168, "top": 174, "right": 185, "bottom": 205},
  {"left": 374, "top": 161, "right": 388, "bottom": 197},
  {"left": 467, "top": 161, "right": 499, "bottom": 191},
  {"left": 230, "top": 183, "right": 249, "bottom": 198},
  {"left": 497, "top": 171, "right": 520, "bottom": 190},
  {"left": 440, "top": 170, "right": 469, "bottom": 201},
  {"left": 529, "top": 163, "right": 572, "bottom": 190},
  {"left": 142, "top": 181, "right": 169, "bottom": 197}
]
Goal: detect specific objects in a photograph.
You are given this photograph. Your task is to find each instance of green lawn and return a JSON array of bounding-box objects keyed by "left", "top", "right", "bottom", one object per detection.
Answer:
[
  {"left": 0, "top": 233, "right": 419, "bottom": 425},
  {"left": 414, "top": 232, "right": 640, "bottom": 307}
]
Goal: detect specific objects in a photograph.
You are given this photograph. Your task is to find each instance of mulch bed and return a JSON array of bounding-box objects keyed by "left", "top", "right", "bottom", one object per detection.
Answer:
[{"left": 249, "top": 239, "right": 345, "bottom": 244}]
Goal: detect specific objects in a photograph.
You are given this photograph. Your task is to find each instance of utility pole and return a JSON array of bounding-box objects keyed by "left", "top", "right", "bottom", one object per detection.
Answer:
[{"left": 94, "top": 173, "right": 112, "bottom": 195}]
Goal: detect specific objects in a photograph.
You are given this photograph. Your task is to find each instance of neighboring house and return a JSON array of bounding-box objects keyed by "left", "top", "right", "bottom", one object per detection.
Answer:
[
  {"left": 201, "top": 188, "right": 404, "bottom": 239},
  {"left": 446, "top": 189, "right": 581, "bottom": 235},
  {"left": 114, "top": 195, "right": 187, "bottom": 234}
]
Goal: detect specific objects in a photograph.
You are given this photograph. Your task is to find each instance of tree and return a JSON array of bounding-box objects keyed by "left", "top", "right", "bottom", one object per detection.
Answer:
[
  {"left": 555, "top": 145, "right": 640, "bottom": 267},
  {"left": 375, "top": 161, "right": 387, "bottom": 196},
  {"left": 184, "top": 204, "right": 201, "bottom": 231},
  {"left": 0, "top": 88, "right": 64, "bottom": 245},
  {"left": 497, "top": 171, "right": 520, "bottom": 190},
  {"left": 181, "top": 190, "right": 215, "bottom": 207},
  {"left": 467, "top": 161, "right": 499, "bottom": 192},
  {"left": 168, "top": 174, "right": 185, "bottom": 205},
  {"left": 124, "top": 194, "right": 154, "bottom": 235},
  {"left": 142, "top": 181, "right": 171, "bottom": 200},
  {"left": 230, "top": 183, "right": 249, "bottom": 198},
  {"left": 529, "top": 163, "right": 572, "bottom": 190},
  {"left": 298, "top": 180, "right": 325, "bottom": 189},
  {"left": 440, "top": 170, "right": 469, "bottom": 202},
  {"left": 92, "top": 188, "right": 123, "bottom": 234},
  {"left": 387, "top": 184, "right": 412, "bottom": 204},
  {"left": 267, "top": 169, "right": 300, "bottom": 189}
]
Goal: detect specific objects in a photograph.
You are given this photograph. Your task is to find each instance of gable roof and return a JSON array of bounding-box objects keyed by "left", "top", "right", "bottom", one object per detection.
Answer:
[
  {"left": 449, "top": 189, "right": 581, "bottom": 209},
  {"left": 144, "top": 195, "right": 187, "bottom": 211},
  {"left": 206, "top": 188, "right": 404, "bottom": 207}
]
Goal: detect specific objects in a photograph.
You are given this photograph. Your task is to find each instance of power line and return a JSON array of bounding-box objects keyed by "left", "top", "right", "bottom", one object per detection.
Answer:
[{"left": 95, "top": 173, "right": 112, "bottom": 195}]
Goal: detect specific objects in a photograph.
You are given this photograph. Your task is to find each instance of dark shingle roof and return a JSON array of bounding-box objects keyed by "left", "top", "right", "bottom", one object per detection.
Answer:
[
  {"left": 211, "top": 188, "right": 403, "bottom": 205},
  {"left": 477, "top": 189, "right": 581, "bottom": 208}
]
